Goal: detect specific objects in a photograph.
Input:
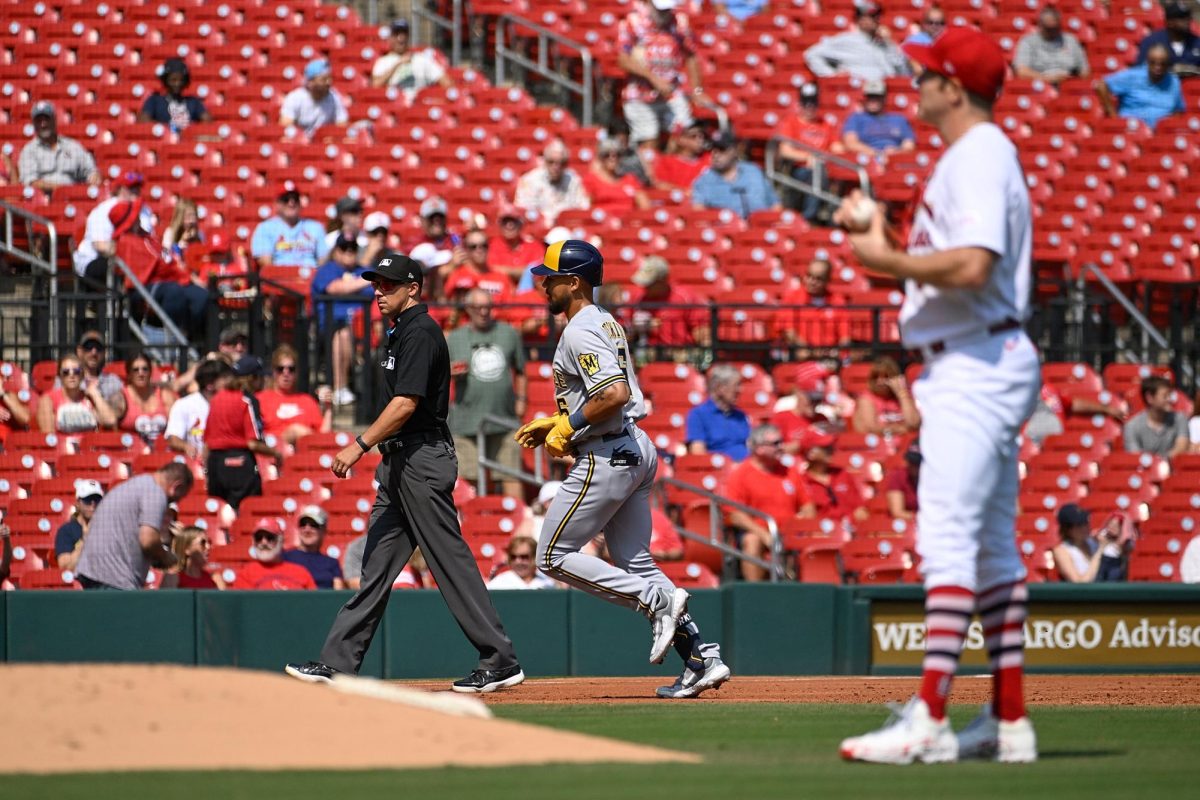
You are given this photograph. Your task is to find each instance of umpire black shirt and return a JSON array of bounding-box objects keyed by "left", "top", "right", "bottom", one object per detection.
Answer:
[{"left": 378, "top": 303, "right": 450, "bottom": 435}]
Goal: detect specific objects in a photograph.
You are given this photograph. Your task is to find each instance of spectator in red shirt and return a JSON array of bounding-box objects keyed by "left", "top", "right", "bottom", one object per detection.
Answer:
[
  {"left": 885, "top": 443, "right": 921, "bottom": 521},
  {"left": 852, "top": 356, "right": 920, "bottom": 436},
  {"left": 653, "top": 121, "right": 712, "bottom": 189},
  {"left": 771, "top": 361, "right": 832, "bottom": 454},
  {"left": 623, "top": 255, "right": 711, "bottom": 354},
  {"left": 444, "top": 228, "right": 515, "bottom": 310},
  {"left": 203, "top": 356, "right": 283, "bottom": 509},
  {"left": 779, "top": 258, "right": 851, "bottom": 351},
  {"left": 257, "top": 344, "right": 332, "bottom": 446},
  {"left": 723, "top": 423, "right": 816, "bottom": 581},
  {"left": 487, "top": 203, "right": 543, "bottom": 286},
  {"left": 794, "top": 428, "right": 869, "bottom": 523},
  {"left": 161, "top": 525, "right": 224, "bottom": 589},
  {"left": 582, "top": 138, "right": 651, "bottom": 216},
  {"left": 777, "top": 82, "right": 841, "bottom": 221},
  {"left": 234, "top": 517, "right": 317, "bottom": 590}
]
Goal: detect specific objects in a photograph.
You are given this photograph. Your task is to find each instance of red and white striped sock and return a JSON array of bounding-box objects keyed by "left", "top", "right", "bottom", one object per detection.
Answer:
[
  {"left": 979, "top": 580, "right": 1029, "bottom": 722},
  {"left": 918, "top": 585, "right": 975, "bottom": 721}
]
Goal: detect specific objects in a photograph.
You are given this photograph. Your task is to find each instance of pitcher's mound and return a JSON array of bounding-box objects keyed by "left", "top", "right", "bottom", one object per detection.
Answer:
[{"left": 0, "top": 664, "right": 698, "bottom": 775}]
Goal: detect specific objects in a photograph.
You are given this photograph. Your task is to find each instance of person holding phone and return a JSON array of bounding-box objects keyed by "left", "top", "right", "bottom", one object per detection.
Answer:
[{"left": 1051, "top": 504, "right": 1128, "bottom": 583}]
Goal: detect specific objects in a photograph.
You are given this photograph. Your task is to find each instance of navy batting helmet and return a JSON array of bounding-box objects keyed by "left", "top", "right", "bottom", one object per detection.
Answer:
[{"left": 530, "top": 239, "right": 604, "bottom": 286}]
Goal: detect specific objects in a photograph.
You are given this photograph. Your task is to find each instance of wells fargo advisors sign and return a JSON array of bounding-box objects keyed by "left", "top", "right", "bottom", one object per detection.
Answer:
[{"left": 871, "top": 602, "right": 1200, "bottom": 668}]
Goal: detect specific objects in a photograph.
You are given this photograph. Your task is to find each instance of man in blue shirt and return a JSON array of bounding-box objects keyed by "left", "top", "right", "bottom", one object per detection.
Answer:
[
  {"left": 251, "top": 181, "right": 328, "bottom": 269},
  {"left": 283, "top": 505, "right": 346, "bottom": 589},
  {"left": 311, "top": 235, "right": 373, "bottom": 407},
  {"left": 840, "top": 81, "right": 915, "bottom": 163},
  {"left": 1097, "top": 44, "right": 1185, "bottom": 130},
  {"left": 685, "top": 364, "right": 751, "bottom": 461},
  {"left": 1136, "top": 2, "right": 1200, "bottom": 78},
  {"left": 691, "top": 130, "right": 781, "bottom": 219}
]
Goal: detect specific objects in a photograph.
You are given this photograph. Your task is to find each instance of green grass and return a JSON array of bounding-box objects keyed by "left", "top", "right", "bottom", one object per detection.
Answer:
[{"left": 6, "top": 704, "right": 1198, "bottom": 800}]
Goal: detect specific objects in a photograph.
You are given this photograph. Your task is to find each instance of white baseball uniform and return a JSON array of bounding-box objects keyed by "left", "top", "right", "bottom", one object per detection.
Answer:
[{"left": 902, "top": 121, "right": 1041, "bottom": 593}]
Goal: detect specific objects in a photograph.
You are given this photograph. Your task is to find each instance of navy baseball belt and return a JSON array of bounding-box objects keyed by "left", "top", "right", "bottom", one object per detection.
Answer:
[
  {"left": 573, "top": 426, "right": 635, "bottom": 455},
  {"left": 925, "top": 317, "right": 1021, "bottom": 356},
  {"left": 377, "top": 430, "right": 450, "bottom": 455}
]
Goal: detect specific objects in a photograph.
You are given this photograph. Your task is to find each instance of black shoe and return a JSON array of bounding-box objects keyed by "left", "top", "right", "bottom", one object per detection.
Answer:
[
  {"left": 451, "top": 663, "right": 526, "bottom": 694},
  {"left": 284, "top": 661, "right": 338, "bottom": 684}
]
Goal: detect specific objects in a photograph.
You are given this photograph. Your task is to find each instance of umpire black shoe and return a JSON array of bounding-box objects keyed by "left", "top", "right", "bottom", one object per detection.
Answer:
[
  {"left": 451, "top": 664, "right": 526, "bottom": 694},
  {"left": 284, "top": 661, "right": 339, "bottom": 685}
]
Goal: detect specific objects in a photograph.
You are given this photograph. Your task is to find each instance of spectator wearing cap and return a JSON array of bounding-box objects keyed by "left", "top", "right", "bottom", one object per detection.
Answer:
[
  {"left": 407, "top": 196, "right": 465, "bottom": 290},
  {"left": 616, "top": 0, "right": 711, "bottom": 153},
  {"left": 1123, "top": 375, "right": 1190, "bottom": 459},
  {"left": 280, "top": 58, "right": 349, "bottom": 137},
  {"left": 217, "top": 326, "right": 249, "bottom": 364},
  {"left": 312, "top": 236, "right": 374, "bottom": 407},
  {"left": 1013, "top": 6, "right": 1090, "bottom": 83},
  {"left": 54, "top": 479, "right": 105, "bottom": 572},
  {"left": 283, "top": 505, "right": 345, "bottom": 589},
  {"left": 653, "top": 120, "right": 712, "bottom": 190},
  {"left": 1097, "top": 43, "right": 1185, "bottom": 130},
  {"left": 582, "top": 138, "right": 651, "bottom": 216},
  {"left": 778, "top": 258, "right": 851, "bottom": 350},
  {"left": 72, "top": 171, "right": 153, "bottom": 284},
  {"left": 777, "top": 83, "right": 840, "bottom": 222},
  {"left": 515, "top": 140, "right": 590, "bottom": 227},
  {"left": 324, "top": 196, "right": 367, "bottom": 255},
  {"left": 686, "top": 364, "right": 752, "bottom": 461},
  {"left": 371, "top": 18, "right": 453, "bottom": 93},
  {"left": 362, "top": 210, "right": 392, "bottom": 267},
  {"left": 724, "top": 423, "right": 817, "bottom": 581},
  {"left": 885, "top": 443, "right": 921, "bottom": 521},
  {"left": 166, "top": 357, "right": 232, "bottom": 463},
  {"left": 67, "top": 330, "right": 127, "bottom": 419},
  {"left": 691, "top": 131, "right": 780, "bottom": 219},
  {"left": 1137, "top": 2, "right": 1200, "bottom": 77},
  {"left": 804, "top": 1, "right": 911, "bottom": 81},
  {"left": 203, "top": 355, "right": 283, "bottom": 509},
  {"left": 840, "top": 81, "right": 915, "bottom": 163},
  {"left": 234, "top": 517, "right": 317, "bottom": 590},
  {"left": 770, "top": 361, "right": 831, "bottom": 454},
  {"left": 257, "top": 344, "right": 332, "bottom": 444},
  {"left": 852, "top": 356, "right": 920, "bottom": 436},
  {"left": 1051, "top": 504, "right": 1127, "bottom": 583},
  {"left": 487, "top": 204, "right": 543, "bottom": 284},
  {"left": 902, "top": 6, "right": 947, "bottom": 47},
  {"left": 251, "top": 182, "right": 328, "bottom": 270},
  {"left": 622, "top": 255, "right": 711, "bottom": 351},
  {"left": 794, "top": 428, "right": 869, "bottom": 522},
  {"left": 137, "top": 57, "right": 211, "bottom": 130},
  {"left": 18, "top": 101, "right": 100, "bottom": 191}
]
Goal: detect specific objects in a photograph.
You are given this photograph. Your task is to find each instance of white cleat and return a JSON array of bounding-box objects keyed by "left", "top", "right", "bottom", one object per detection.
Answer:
[
  {"left": 840, "top": 697, "right": 958, "bottom": 765},
  {"left": 957, "top": 705, "right": 1038, "bottom": 763},
  {"left": 656, "top": 657, "right": 732, "bottom": 699},
  {"left": 649, "top": 587, "right": 689, "bottom": 664}
]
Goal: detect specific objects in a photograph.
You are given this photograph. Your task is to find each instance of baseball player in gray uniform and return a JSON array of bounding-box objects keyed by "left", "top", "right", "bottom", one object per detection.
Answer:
[{"left": 515, "top": 239, "right": 729, "bottom": 699}]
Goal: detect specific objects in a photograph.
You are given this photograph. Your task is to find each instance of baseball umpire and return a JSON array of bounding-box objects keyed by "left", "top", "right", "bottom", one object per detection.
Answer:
[
  {"left": 515, "top": 239, "right": 729, "bottom": 699},
  {"left": 286, "top": 252, "right": 524, "bottom": 694},
  {"left": 834, "top": 27, "right": 1040, "bottom": 763}
]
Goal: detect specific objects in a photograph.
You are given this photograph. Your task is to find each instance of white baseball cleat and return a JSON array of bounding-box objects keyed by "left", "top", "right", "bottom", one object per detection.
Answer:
[
  {"left": 958, "top": 705, "right": 1038, "bottom": 763},
  {"left": 656, "top": 657, "right": 731, "bottom": 699},
  {"left": 840, "top": 697, "right": 958, "bottom": 765},
  {"left": 649, "top": 587, "right": 689, "bottom": 664}
]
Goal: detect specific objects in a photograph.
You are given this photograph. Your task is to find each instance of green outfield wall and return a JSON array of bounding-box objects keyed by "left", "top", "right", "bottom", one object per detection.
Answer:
[{"left": 4, "top": 585, "right": 1199, "bottom": 676}]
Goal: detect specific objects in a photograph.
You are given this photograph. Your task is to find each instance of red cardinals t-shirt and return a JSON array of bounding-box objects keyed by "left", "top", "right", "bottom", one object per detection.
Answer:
[
  {"left": 794, "top": 466, "right": 866, "bottom": 521},
  {"left": 777, "top": 114, "right": 837, "bottom": 155},
  {"left": 723, "top": 458, "right": 813, "bottom": 523},
  {"left": 234, "top": 560, "right": 316, "bottom": 590},
  {"left": 654, "top": 152, "right": 711, "bottom": 189},
  {"left": 203, "top": 388, "right": 263, "bottom": 451},
  {"left": 255, "top": 389, "right": 324, "bottom": 437},
  {"left": 777, "top": 288, "right": 850, "bottom": 346},
  {"left": 581, "top": 171, "right": 642, "bottom": 215},
  {"left": 487, "top": 235, "right": 544, "bottom": 277},
  {"left": 771, "top": 409, "right": 816, "bottom": 449}
]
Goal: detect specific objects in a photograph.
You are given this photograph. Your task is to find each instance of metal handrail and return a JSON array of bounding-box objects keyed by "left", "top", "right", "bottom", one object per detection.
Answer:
[
  {"left": 0, "top": 201, "right": 59, "bottom": 346},
  {"left": 496, "top": 15, "right": 594, "bottom": 125},
  {"left": 764, "top": 134, "right": 873, "bottom": 206},
  {"left": 1075, "top": 264, "right": 1170, "bottom": 362},
  {"left": 474, "top": 412, "right": 545, "bottom": 495},
  {"left": 658, "top": 475, "right": 785, "bottom": 582},
  {"left": 106, "top": 255, "right": 197, "bottom": 362},
  {"left": 411, "top": 0, "right": 463, "bottom": 66}
]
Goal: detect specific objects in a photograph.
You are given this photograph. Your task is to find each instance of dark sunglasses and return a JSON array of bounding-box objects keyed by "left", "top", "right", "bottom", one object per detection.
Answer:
[
  {"left": 80, "top": 340, "right": 104, "bottom": 352},
  {"left": 253, "top": 531, "right": 280, "bottom": 543},
  {"left": 509, "top": 553, "right": 533, "bottom": 560},
  {"left": 129, "top": 365, "right": 151, "bottom": 373},
  {"left": 60, "top": 367, "right": 82, "bottom": 376},
  {"left": 298, "top": 518, "right": 324, "bottom": 528},
  {"left": 760, "top": 439, "right": 784, "bottom": 448},
  {"left": 79, "top": 495, "right": 103, "bottom": 504},
  {"left": 465, "top": 242, "right": 488, "bottom": 250},
  {"left": 275, "top": 364, "right": 296, "bottom": 373}
]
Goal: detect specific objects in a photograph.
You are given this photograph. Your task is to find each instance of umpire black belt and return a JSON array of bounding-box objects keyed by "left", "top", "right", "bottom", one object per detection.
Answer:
[
  {"left": 377, "top": 430, "right": 449, "bottom": 455},
  {"left": 925, "top": 317, "right": 1021, "bottom": 355}
]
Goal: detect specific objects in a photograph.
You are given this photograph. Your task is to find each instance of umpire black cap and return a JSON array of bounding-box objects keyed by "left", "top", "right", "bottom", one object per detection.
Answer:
[
  {"left": 530, "top": 239, "right": 604, "bottom": 286},
  {"left": 362, "top": 251, "right": 424, "bottom": 288}
]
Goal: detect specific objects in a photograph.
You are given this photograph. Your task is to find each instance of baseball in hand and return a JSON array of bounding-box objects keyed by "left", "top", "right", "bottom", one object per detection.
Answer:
[{"left": 846, "top": 197, "right": 877, "bottom": 231}]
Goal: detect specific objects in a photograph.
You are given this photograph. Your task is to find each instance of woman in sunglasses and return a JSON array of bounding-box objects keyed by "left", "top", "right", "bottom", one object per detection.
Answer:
[
  {"left": 161, "top": 526, "right": 225, "bottom": 589},
  {"left": 119, "top": 351, "right": 177, "bottom": 446},
  {"left": 256, "top": 344, "right": 331, "bottom": 447},
  {"left": 36, "top": 355, "right": 118, "bottom": 434}
]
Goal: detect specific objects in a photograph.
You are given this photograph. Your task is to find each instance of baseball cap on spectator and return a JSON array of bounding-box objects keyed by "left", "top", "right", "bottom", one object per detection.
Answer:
[
  {"left": 632, "top": 255, "right": 670, "bottom": 287},
  {"left": 304, "top": 58, "right": 331, "bottom": 81},
  {"left": 863, "top": 80, "right": 887, "bottom": 97},
  {"left": 253, "top": 517, "right": 285, "bottom": 536},
  {"left": 298, "top": 505, "right": 328, "bottom": 527},
  {"left": 855, "top": 0, "right": 884, "bottom": 15},
  {"left": 108, "top": 199, "right": 145, "bottom": 237},
  {"left": 793, "top": 361, "right": 831, "bottom": 395},
  {"left": 335, "top": 196, "right": 363, "bottom": 215},
  {"left": 364, "top": 211, "right": 391, "bottom": 233},
  {"left": 420, "top": 197, "right": 449, "bottom": 218},
  {"left": 901, "top": 26, "right": 1008, "bottom": 103},
  {"left": 497, "top": 202, "right": 525, "bottom": 224},
  {"left": 32, "top": 100, "right": 55, "bottom": 119},
  {"left": 78, "top": 330, "right": 104, "bottom": 348},
  {"left": 710, "top": 129, "right": 738, "bottom": 150},
  {"left": 74, "top": 478, "right": 104, "bottom": 501},
  {"left": 1057, "top": 503, "right": 1090, "bottom": 528},
  {"left": 277, "top": 180, "right": 302, "bottom": 200},
  {"left": 232, "top": 355, "right": 269, "bottom": 377},
  {"left": 800, "top": 428, "right": 836, "bottom": 453},
  {"left": 799, "top": 83, "right": 820, "bottom": 105},
  {"left": 390, "top": 18, "right": 410, "bottom": 34},
  {"left": 1164, "top": 2, "right": 1191, "bottom": 19},
  {"left": 220, "top": 325, "right": 248, "bottom": 346},
  {"left": 409, "top": 242, "right": 453, "bottom": 270},
  {"left": 333, "top": 233, "right": 359, "bottom": 252},
  {"left": 114, "top": 171, "right": 145, "bottom": 188},
  {"left": 362, "top": 251, "right": 425, "bottom": 287}
]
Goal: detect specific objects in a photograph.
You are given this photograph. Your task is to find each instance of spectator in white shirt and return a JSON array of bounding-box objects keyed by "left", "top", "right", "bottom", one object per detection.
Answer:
[
  {"left": 514, "top": 140, "right": 590, "bottom": 226},
  {"left": 280, "top": 59, "right": 349, "bottom": 137},
  {"left": 371, "top": 19, "right": 452, "bottom": 96},
  {"left": 165, "top": 358, "right": 232, "bottom": 463},
  {"left": 804, "top": 0, "right": 910, "bottom": 81},
  {"left": 73, "top": 171, "right": 156, "bottom": 285}
]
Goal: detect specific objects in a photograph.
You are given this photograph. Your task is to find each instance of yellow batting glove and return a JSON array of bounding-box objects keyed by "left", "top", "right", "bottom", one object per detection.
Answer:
[
  {"left": 514, "top": 416, "right": 557, "bottom": 449},
  {"left": 544, "top": 414, "right": 578, "bottom": 458}
]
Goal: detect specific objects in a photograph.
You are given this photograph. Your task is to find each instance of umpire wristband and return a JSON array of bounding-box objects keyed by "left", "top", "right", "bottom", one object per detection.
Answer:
[
  {"left": 355, "top": 435, "right": 372, "bottom": 453},
  {"left": 568, "top": 409, "right": 588, "bottom": 430}
]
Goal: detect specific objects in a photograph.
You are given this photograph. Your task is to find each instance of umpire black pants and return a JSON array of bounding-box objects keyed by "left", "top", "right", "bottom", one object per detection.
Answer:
[{"left": 318, "top": 439, "right": 518, "bottom": 674}]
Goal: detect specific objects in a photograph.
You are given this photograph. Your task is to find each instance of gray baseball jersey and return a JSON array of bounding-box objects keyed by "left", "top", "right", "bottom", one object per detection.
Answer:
[{"left": 551, "top": 304, "right": 646, "bottom": 442}]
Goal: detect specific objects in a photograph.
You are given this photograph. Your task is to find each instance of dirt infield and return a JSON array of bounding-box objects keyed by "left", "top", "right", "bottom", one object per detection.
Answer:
[{"left": 409, "top": 674, "right": 1200, "bottom": 707}]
